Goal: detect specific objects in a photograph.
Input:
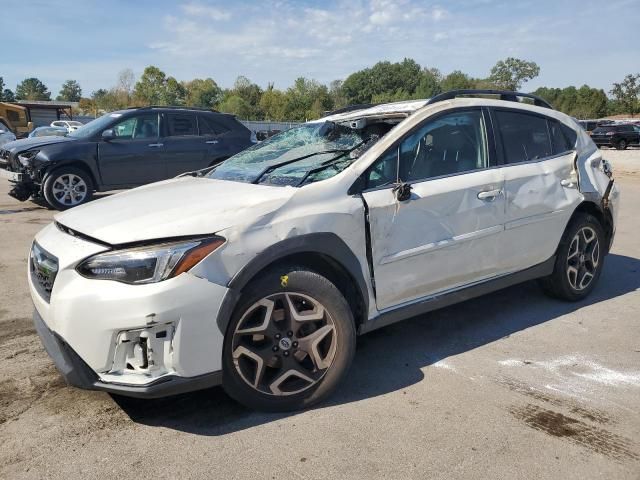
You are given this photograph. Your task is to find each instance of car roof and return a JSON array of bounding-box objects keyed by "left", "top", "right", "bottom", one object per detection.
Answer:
[{"left": 317, "top": 96, "right": 574, "bottom": 128}]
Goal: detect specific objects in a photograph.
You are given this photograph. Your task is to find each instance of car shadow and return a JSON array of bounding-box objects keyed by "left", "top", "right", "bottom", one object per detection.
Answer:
[
  {"left": 113, "top": 253, "right": 640, "bottom": 436},
  {"left": 0, "top": 206, "right": 44, "bottom": 214}
]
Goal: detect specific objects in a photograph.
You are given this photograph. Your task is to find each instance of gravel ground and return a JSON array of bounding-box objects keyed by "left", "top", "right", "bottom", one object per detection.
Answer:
[{"left": 0, "top": 149, "right": 638, "bottom": 479}]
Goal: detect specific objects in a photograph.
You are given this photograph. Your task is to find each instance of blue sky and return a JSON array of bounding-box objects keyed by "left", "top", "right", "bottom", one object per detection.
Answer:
[{"left": 1, "top": 0, "right": 638, "bottom": 97}]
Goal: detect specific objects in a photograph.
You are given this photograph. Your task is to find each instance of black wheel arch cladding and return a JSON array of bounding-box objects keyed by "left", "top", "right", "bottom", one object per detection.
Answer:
[{"left": 216, "top": 232, "right": 369, "bottom": 335}]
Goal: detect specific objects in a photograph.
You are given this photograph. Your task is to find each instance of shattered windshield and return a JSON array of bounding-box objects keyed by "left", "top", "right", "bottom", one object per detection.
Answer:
[{"left": 209, "top": 122, "right": 379, "bottom": 187}]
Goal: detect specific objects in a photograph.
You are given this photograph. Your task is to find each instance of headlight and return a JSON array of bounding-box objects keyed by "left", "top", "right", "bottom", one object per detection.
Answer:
[
  {"left": 76, "top": 236, "right": 225, "bottom": 284},
  {"left": 18, "top": 150, "right": 39, "bottom": 166}
]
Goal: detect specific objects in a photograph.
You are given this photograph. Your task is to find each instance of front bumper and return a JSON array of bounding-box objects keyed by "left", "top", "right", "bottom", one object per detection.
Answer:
[
  {"left": 30, "top": 222, "right": 230, "bottom": 398},
  {"left": 33, "top": 308, "right": 222, "bottom": 398},
  {"left": 0, "top": 168, "right": 24, "bottom": 181}
]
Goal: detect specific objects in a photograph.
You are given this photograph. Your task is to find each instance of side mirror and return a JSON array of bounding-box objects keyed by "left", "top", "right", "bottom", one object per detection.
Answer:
[
  {"left": 102, "top": 129, "right": 116, "bottom": 140},
  {"left": 392, "top": 182, "right": 413, "bottom": 202}
]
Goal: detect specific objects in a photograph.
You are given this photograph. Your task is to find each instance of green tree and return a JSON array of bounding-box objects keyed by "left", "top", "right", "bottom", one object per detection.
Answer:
[
  {"left": 610, "top": 73, "right": 640, "bottom": 117},
  {"left": 232, "top": 76, "right": 263, "bottom": 119},
  {"left": 259, "top": 85, "right": 287, "bottom": 120},
  {"left": 414, "top": 68, "right": 443, "bottom": 98},
  {"left": 2, "top": 89, "right": 15, "bottom": 101},
  {"left": 134, "top": 66, "right": 168, "bottom": 105},
  {"left": 488, "top": 57, "right": 540, "bottom": 91},
  {"left": 328, "top": 80, "right": 347, "bottom": 110},
  {"left": 15, "top": 77, "right": 51, "bottom": 100},
  {"left": 184, "top": 78, "right": 222, "bottom": 108},
  {"left": 57, "top": 79, "right": 82, "bottom": 102},
  {"left": 441, "top": 70, "right": 474, "bottom": 91},
  {"left": 164, "top": 77, "right": 186, "bottom": 105},
  {"left": 218, "top": 94, "right": 252, "bottom": 118},
  {"left": 284, "top": 77, "right": 333, "bottom": 121},
  {"left": 341, "top": 58, "right": 423, "bottom": 104}
]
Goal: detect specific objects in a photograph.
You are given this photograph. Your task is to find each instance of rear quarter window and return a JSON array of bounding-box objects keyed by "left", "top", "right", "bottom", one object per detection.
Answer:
[
  {"left": 198, "top": 115, "right": 230, "bottom": 136},
  {"left": 549, "top": 120, "right": 573, "bottom": 154}
]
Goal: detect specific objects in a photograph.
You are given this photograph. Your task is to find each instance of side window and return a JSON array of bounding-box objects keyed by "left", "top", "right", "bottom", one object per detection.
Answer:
[
  {"left": 168, "top": 114, "right": 197, "bottom": 136},
  {"left": 112, "top": 114, "right": 159, "bottom": 140},
  {"left": 401, "top": 110, "right": 488, "bottom": 181},
  {"left": 364, "top": 110, "right": 489, "bottom": 189},
  {"left": 549, "top": 119, "right": 572, "bottom": 154},
  {"left": 495, "top": 110, "right": 552, "bottom": 163},
  {"left": 198, "top": 115, "right": 230, "bottom": 136},
  {"left": 365, "top": 147, "right": 398, "bottom": 189}
]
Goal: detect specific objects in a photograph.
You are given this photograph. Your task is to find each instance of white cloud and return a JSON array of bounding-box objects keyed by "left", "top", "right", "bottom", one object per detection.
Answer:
[{"left": 182, "top": 3, "right": 231, "bottom": 21}]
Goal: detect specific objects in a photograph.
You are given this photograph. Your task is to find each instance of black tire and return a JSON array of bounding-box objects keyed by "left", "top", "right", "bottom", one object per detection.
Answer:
[
  {"left": 30, "top": 196, "right": 55, "bottom": 209},
  {"left": 539, "top": 213, "right": 606, "bottom": 301},
  {"left": 222, "top": 266, "right": 356, "bottom": 411},
  {"left": 43, "top": 166, "right": 94, "bottom": 210},
  {"left": 616, "top": 139, "right": 627, "bottom": 150}
]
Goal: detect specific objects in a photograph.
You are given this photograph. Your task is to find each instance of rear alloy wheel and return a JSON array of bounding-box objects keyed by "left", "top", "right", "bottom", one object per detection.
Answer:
[
  {"left": 43, "top": 167, "right": 93, "bottom": 210},
  {"left": 539, "top": 213, "right": 605, "bottom": 301},
  {"left": 616, "top": 139, "right": 627, "bottom": 150},
  {"left": 223, "top": 268, "right": 355, "bottom": 411}
]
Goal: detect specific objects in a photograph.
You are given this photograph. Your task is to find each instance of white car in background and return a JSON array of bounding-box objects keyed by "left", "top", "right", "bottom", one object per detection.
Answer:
[
  {"left": 50, "top": 120, "right": 83, "bottom": 132},
  {"left": 29, "top": 90, "right": 619, "bottom": 411}
]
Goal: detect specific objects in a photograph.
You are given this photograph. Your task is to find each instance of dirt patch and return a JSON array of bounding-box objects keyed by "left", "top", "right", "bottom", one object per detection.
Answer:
[
  {"left": 0, "top": 365, "right": 65, "bottom": 425},
  {"left": 0, "top": 317, "right": 36, "bottom": 345},
  {"left": 510, "top": 404, "right": 639, "bottom": 462}
]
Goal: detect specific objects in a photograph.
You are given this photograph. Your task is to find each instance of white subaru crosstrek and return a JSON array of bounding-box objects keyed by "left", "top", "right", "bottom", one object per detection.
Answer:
[{"left": 30, "top": 90, "right": 619, "bottom": 411}]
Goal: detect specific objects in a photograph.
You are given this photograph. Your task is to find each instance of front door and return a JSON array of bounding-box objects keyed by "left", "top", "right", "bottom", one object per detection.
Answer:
[
  {"left": 98, "top": 113, "right": 166, "bottom": 186},
  {"left": 361, "top": 108, "right": 506, "bottom": 310}
]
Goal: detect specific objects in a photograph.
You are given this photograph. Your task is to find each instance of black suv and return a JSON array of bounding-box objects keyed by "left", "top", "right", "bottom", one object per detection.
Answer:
[
  {"left": 591, "top": 123, "right": 640, "bottom": 150},
  {"left": 0, "top": 106, "right": 253, "bottom": 210}
]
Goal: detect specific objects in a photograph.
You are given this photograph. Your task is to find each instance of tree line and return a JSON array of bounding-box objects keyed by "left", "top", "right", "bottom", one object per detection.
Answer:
[{"left": 1, "top": 58, "right": 639, "bottom": 121}]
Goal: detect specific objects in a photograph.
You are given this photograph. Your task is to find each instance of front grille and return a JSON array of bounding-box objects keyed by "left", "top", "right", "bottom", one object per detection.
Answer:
[{"left": 30, "top": 242, "right": 59, "bottom": 302}]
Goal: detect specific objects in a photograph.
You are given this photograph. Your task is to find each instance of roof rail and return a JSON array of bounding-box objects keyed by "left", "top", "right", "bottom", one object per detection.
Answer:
[
  {"left": 127, "top": 105, "right": 219, "bottom": 112},
  {"left": 426, "top": 89, "right": 553, "bottom": 109},
  {"left": 326, "top": 103, "right": 377, "bottom": 116}
]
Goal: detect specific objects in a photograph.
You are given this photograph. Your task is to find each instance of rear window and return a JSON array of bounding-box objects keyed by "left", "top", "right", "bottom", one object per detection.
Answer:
[{"left": 494, "top": 110, "right": 552, "bottom": 163}]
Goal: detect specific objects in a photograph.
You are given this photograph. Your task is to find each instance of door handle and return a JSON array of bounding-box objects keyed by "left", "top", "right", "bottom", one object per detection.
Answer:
[
  {"left": 148, "top": 143, "right": 164, "bottom": 148},
  {"left": 560, "top": 179, "right": 577, "bottom": 188},
  {"left": 206, "top": 140, "right": 219, "bottom": 144},
  {"left": 477, "top": 189, "right": 502, "bottom": 201}
]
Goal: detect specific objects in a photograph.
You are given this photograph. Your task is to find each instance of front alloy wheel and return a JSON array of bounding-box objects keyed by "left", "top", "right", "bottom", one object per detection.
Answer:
[
  {"left": 231, "top": 292, "right": 338, "bottom": 396},
  {"left": 223, "top": 267, "right": 356, "bottom": 411}
]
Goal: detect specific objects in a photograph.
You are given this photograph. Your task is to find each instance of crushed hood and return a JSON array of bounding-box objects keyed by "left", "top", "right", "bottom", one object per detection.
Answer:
[
  {"left": 1, "top": 135, "right": 76, "bottom": 152},
  {"left": 55, "top": 177, "right": 296, "bottom": 245}
]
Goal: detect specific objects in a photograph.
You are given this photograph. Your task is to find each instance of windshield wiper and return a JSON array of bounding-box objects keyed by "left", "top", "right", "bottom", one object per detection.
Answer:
[
  {"left": 176, "top": 164, "right": 219, "bottom": 178},
  {"left": 296, "top": 157, "right": 354, "bottom": 186},
  {"left": 251, "top": 148, "right": 352, "bottom": 185}
]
